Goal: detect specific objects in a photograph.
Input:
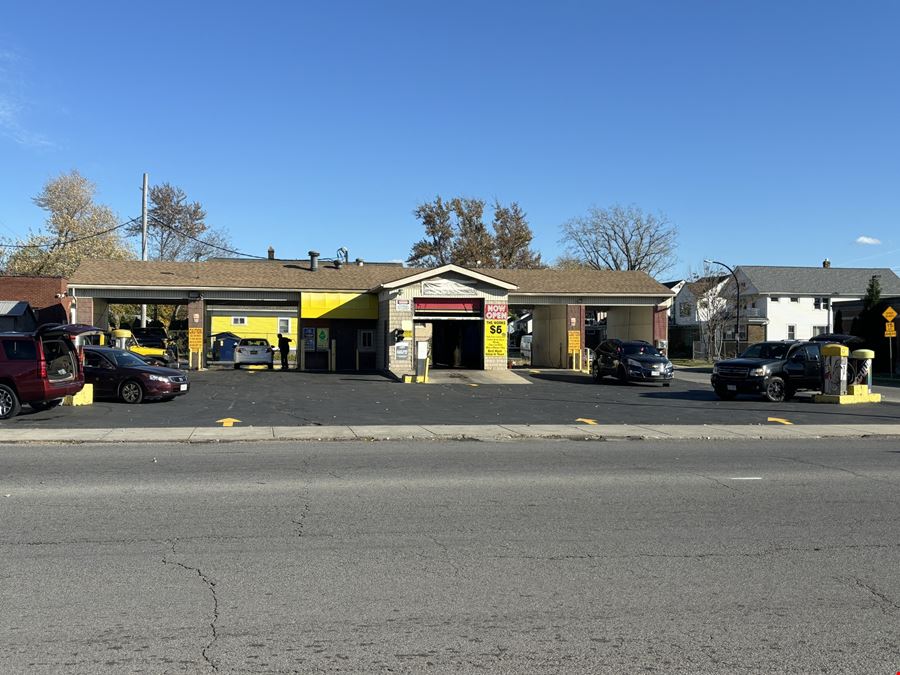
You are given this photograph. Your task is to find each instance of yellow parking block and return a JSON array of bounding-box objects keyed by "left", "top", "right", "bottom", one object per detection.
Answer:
[{"left": 63, "top": 384, "right": 94, "bottom": 406}]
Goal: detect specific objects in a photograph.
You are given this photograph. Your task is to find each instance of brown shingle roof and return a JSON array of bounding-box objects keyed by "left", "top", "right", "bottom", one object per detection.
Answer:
[
  {"left": 69, "top": 259, "right": 674, "bottom": 296},
  {"left": 490, "top": 268, "right": 674, "bottom": 296}
]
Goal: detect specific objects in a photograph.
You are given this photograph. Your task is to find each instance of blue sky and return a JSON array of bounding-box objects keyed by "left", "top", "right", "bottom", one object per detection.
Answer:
[{"left": 1, "top": 1, "right": 898, "bottom": 279}]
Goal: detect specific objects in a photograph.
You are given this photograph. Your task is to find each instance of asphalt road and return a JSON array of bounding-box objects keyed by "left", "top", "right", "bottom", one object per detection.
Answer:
[
  {"left": 4, "top": 368, "right": 899, "bottom": 429},
  {"left": 1, "top": 438, "right": 899, "bottom": 673}
]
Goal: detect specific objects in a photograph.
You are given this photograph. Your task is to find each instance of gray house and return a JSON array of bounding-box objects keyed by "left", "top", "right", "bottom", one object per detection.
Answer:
[{"left": 0, "top": 301, "right": 39, "bottom": 332}]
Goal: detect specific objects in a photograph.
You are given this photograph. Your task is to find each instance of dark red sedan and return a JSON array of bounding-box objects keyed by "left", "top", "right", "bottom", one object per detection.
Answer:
[{"left": 83, "top": 346, "right": 189, "bottom": 404}]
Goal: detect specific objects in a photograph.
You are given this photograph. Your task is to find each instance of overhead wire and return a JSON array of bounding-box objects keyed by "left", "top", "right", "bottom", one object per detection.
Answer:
[
  {"left": 0, "top": 216, "right": 141, "bottom": 249},
  {"left": 147, "top": 214, "right": 268, "bottom": 259}
]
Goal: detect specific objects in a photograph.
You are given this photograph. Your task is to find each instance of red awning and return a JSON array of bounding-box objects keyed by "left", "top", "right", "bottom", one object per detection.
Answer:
[{"left": 414, "top": 298, "right": 482, "bottom": 314}]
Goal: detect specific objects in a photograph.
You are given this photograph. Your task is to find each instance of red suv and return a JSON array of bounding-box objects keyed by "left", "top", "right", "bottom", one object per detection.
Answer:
[{"left": 0, "top": 324, "right": 98, "bottom": 419}]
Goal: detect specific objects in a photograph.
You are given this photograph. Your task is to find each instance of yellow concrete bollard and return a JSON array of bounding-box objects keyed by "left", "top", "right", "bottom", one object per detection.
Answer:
[{"left": 63, "top": 383, "right": 94, "bottom": 406}]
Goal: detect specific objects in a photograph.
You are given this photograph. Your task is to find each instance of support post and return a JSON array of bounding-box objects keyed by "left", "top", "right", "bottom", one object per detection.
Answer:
[{"left": 140, "top": 173, "right": 148, "bottom": 328}]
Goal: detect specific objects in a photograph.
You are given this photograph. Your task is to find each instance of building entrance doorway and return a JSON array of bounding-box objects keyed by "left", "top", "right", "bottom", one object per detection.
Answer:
[{"left": 429, "top": 320, "right": 483, "bottom": 369}]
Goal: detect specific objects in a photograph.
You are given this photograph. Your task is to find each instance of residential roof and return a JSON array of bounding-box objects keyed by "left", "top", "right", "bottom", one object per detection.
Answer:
[
  {"left": 737, "top": 266, "right": 900, "bottom": 295},
  {"left": 684, "top": 275, "right": 729, "bottom": 295},
  {"left": 69, "top": 259, "right": 674, "bottom": 296}
]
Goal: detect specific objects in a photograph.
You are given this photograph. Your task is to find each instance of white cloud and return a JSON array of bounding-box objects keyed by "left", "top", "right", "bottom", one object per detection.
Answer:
[
  {"left": 855, "top": 236, "right": 881, "bottom": 246},
  {"left": 0, "top": 49, "right": 55, "bottom": 150}
]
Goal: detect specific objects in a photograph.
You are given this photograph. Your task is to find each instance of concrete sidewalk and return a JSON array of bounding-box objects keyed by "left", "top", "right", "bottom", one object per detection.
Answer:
[{"left": 2, "top": 423, "right": 900, "bottom": 444}]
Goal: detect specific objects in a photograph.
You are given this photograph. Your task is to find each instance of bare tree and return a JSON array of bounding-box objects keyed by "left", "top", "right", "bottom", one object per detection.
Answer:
[
  {"left": 559, "top": 203, "right": 677, "bottom": 278},
  {"left": 127, "top": 183, "right": 232, "bottom": 261},
  {"left": 690, "top": 266, "right": 735, "bottom": 361},
  {"left": 2, "top": 170, "right": 134, "bottom": 277}
]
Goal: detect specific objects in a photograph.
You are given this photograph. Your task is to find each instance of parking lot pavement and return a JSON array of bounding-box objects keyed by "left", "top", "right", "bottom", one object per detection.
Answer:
[{"left": 2, "top": 367, "right": 899, "bottom": 430}]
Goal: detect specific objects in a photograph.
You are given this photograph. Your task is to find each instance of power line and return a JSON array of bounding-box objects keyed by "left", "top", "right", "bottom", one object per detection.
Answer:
[
  {"left": 0, "top": 216, "right": 141, "bottom": 249},
  {"left": 147, "top": 214, "right": 268, "bottom": 259}
]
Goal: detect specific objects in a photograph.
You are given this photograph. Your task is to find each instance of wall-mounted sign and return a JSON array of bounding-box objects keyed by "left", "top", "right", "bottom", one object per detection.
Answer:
[
  {"left": 421, "top": 278, "right": 477, "bottom": 296},
  {"left": 316, "top": 327, "right": 330, "bottom": 350},
  {"left": 302, "top": 327, "right": 316, "bottom": 350},
  {"left": 484, "top": 303, "right": 508, "bottom": 320},
  {"left": 568, "top": 330, "right": 582, "bottom": 352},
  {"left": 484, "top": 320, "right": 507, "bottom": 357},
  {"left": 188, "top": 327, "right": 203, "bottom": 352},
  {"left": 395, "top": 342, "right": 410, "bottom": 360},
  {"left": 395, "top": 298, "right": 411, "bottom": 312}
]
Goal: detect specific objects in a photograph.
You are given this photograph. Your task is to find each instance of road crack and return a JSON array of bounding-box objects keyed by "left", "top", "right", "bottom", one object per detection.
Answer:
[
  {"left": 844, "top": 576, "right": 900, "bottom": 615},
  {"left": 162, "top": 539, "right": 220, "bottom": 672}
]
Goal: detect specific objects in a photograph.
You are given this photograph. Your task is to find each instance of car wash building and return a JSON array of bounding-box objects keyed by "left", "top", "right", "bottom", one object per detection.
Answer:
[{"left": 67, "top": 256, "right": 673, "bottom": 376}]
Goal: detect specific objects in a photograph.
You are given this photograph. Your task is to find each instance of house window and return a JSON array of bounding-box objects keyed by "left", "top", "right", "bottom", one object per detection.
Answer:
[
  {"left": 771, "top": 297, "right": 779, "bottom": 302},
  {"left": 679, "top": 302, "right": 692, "bottom": 317},
  {"left": 813, "top": 326, "right": 827, "bottom": 336},
  {"left": 278, "top": 318, "right": 291, "bottom": 334},
  {"left": 790, "top": 297, "right": 799, "bottom": 303},
  {"left": 787, "top": 325, "right": 796, "bottom": 340},
  {"left": 232, "top": 317, "right": 247, "bottom": 326},
  {"left": 814, "top": 297, "right": 830, "bottom": 310}
]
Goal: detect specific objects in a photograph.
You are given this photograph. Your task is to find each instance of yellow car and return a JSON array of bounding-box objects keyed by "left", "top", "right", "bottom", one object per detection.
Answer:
[{"left": 110, "top": 329, "right": 176, "bottom": 367}]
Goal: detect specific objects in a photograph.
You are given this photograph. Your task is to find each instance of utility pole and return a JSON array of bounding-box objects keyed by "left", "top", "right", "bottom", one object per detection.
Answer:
[{"left": 140, "top": 173, "right": 148, "bottom": 328}]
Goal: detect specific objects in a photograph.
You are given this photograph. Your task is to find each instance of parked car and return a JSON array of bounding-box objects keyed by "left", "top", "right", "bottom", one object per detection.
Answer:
[
  {"left": 0, "top": 323, "right": 99, "bottom": 419},
  {"left": 592, "top": 339, "right": 674, "bottom": 385},
  {"left": 110, "top": 328, "right": 180, "bottom": 366},
  {"left": 711, "top": 340, "right": 824, "bottom": 402},
  {"left": 83, "top": 346, "right": 189, "bottom": 403},
  {"left": 233, "top": 338, "right": 274, "bottom": 369}
]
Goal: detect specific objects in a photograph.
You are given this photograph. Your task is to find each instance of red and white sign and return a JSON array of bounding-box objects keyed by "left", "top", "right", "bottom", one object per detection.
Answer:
[{"left": 484, "top": 303, "right": 508, "bottom": 320}]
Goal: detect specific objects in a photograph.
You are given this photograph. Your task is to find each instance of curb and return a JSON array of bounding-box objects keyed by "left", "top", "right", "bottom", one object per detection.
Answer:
[{"left": 2, "top": 424, "right": 900, "bottom": 445}]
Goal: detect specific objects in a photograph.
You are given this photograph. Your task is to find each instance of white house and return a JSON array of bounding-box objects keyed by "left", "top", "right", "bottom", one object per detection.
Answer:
[
  {"left": 671, "top": 276, "right": 730, "bottom": 327},
  {"left": 721, "top": 262, "right": 900, "bottom": 342}
]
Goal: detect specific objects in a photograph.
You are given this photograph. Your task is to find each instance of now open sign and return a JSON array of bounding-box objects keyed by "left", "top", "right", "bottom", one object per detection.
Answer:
[{"left": 484, "top": 304, "right": 508, "bottom": 320}]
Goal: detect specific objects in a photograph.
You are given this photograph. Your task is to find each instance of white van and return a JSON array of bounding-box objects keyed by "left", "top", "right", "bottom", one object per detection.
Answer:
[{"left": 520, "top": 335, "right": 532, "bottom": 362}]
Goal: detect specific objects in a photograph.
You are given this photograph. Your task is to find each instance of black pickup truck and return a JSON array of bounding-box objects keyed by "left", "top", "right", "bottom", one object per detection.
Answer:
[{"left": 711, "top": 341, "right": 824, "bottom": 402}]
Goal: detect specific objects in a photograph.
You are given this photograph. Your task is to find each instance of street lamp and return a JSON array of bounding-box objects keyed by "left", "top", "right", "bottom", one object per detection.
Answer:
[{"left": 704, "top": 259, "right": 741, "bottom": 357}]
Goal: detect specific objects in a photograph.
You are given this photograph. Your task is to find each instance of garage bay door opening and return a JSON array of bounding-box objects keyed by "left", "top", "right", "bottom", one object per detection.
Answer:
[{"left": 415, "top": 298, "right": 484, "bottom": 370}]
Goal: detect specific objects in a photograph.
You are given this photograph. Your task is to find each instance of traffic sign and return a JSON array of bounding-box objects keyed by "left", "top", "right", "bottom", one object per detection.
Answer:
[
  {"left": 883, "top": 306, "right": 897, "bottom": 322},
  {"left": 887, "top": 322, "right": 897, "bottom": 338}
]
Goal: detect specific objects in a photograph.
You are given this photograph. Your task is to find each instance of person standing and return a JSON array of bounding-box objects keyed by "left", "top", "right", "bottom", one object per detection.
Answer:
[{"left": 277, "top": 333, "right": 292, "bottom": 370}]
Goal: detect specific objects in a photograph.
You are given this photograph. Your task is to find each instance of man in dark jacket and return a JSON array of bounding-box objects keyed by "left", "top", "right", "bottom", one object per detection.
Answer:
[{"left": 277, "top": 333, "right": 292, "bottom": 370}]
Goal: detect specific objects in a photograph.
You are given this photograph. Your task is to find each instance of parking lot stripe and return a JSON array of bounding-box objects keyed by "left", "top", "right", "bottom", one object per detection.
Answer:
[{"left": 767, "top": 417, "right": 793, "bottom": 425}]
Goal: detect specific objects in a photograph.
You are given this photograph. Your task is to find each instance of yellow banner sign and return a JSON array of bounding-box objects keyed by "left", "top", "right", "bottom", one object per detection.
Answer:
[
  {"left": 188, "top": 327, "right": 203, "bottom": 352},
  {"left": 887, "top": 322, "right": 897, "bottom": 338},
  {"left": 883, "top": 306, "right": 897, "bottom": 322},
  {"left": 484, "top": 320, "right": 507, "bottom": 357}
]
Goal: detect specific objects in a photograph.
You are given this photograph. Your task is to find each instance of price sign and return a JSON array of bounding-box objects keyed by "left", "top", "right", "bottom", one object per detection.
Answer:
[
  {"left": 484, "top": 320, "right": 507, "bottom": 357},
  {"left": 883, "top": 306, "right": 897, "bottom": 322},
  {"left": 188, "top": 327, "right": 203, "bottom": 352}
]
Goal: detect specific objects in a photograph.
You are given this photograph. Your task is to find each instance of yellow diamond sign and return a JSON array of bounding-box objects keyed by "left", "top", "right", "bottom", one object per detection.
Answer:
[{"left": 883, "top": 306, "right": 897, "bottom": 322}]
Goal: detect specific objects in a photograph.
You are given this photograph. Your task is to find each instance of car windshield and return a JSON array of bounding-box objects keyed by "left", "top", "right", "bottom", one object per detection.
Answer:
[
  {"left": 740, "top": 343, "right": 789, "bottom": 359},
  {"left": 622, "top": 343, "right": 661, "bottom": 356},
  {"left": 240, "top": 339, "right": 269, "bottom": 346},
  {"left": 108, "top": 349, "right": 150, "bottom": 367}
]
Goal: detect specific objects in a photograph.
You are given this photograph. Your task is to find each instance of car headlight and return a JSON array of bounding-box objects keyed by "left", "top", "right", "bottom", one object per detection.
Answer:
[
  {"left": 146, "top": 374, "right": 169, "bottom": 382},
  {"left": 750, "top": 367, "right": 767, "bottom": 377}
]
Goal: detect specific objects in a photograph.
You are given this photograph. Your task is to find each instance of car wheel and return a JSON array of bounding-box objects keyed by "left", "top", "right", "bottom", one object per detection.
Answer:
[
  {"left": 592, "top": 363, "right": 602, "bottom": 382},
  {"left": 120, "top": 380, "right": 145, "bottom": 404},
  {"left": 30, "top": 398, "right": 63, "bottom": 412},
  {"left": 616, "top": 365, "right": 629, "bottom": 385},
  {"left": 764, "top": 376, "right": 787, "bottom": 403},
  {"left": 0, "top": 384, "right": 21, "bottom": 419},
  {"left": 714, "top": 386, "right": 737, "bottom": 400},
  {"left": 233, "top": 363, "right": 240, "bottom": 370},
  {"left": 662, "top": 382, "right": 671, "bottom": 387},
  {"left": 268, "top": 362, "right": 273, "bottom": 370}
]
